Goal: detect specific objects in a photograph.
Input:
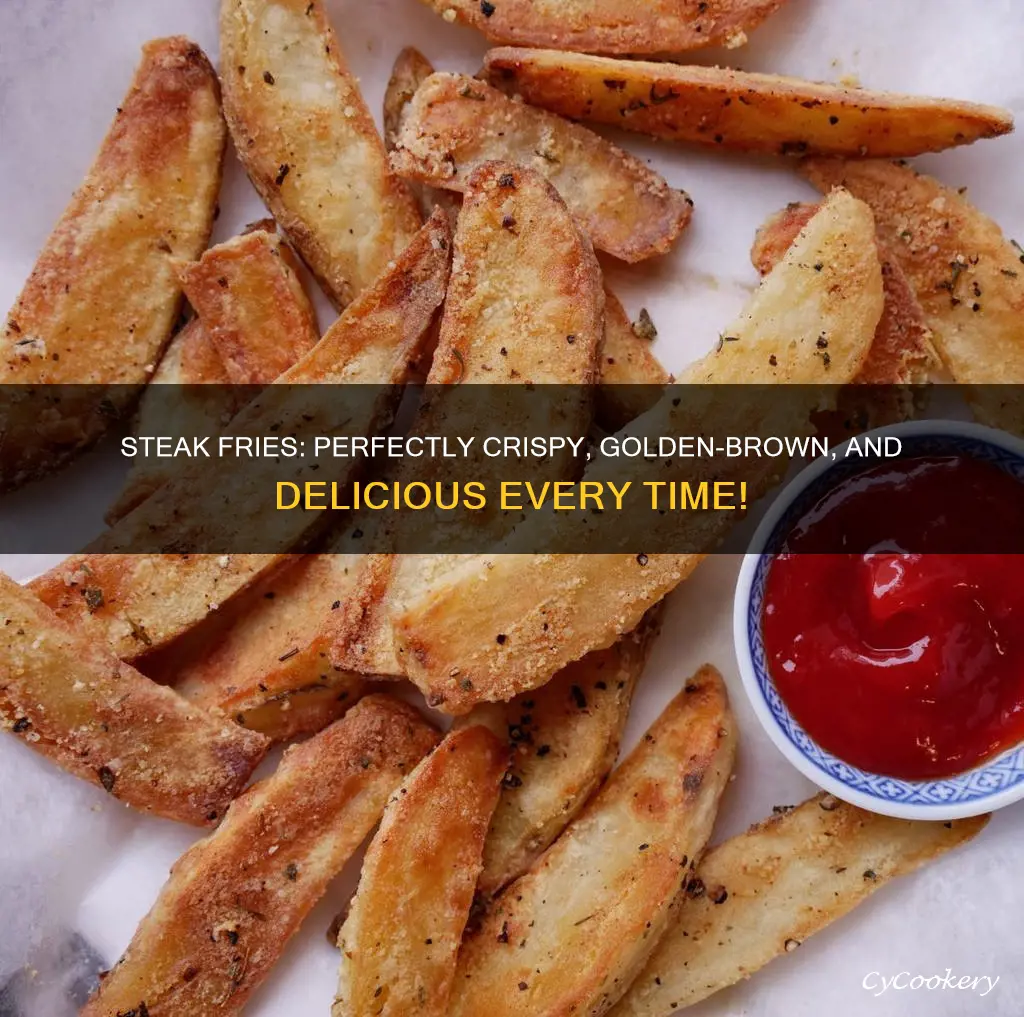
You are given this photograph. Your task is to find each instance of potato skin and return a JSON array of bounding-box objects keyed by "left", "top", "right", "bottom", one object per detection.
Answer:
[
  {"left": 612, "top": 795, "right": 989, "bottom": 1015},
  {"left": 80, "top": 696, "right": 438, "bottom": 1017},
  {"left": 334, "top": 726, "right": 507, "bottom": 1017},
  {"left": 391, "top": 73, "right": 692, "bottom": 262},
  {"left": 418, "top": 0, "right": 788, "bottom": 55},
  {"left": 0, "top": 571, "right": 268, "bottom": 827},
  {"left": 449, "top": 667, "right": 736, "bottom": 1017},
  {"left": 485, "top": 48, "right": 1013, "bottom": 158},
  {"left": 0, "top": 37, "right": 225, "bottom": 490},
  {"left": 220, "top": 0, "right": 422, "bottom": 309}
]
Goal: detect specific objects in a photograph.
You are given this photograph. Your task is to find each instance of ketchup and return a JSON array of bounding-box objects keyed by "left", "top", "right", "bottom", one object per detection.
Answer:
[{"left": 763, "top": 455, "right": 1024, "bottom": 780}]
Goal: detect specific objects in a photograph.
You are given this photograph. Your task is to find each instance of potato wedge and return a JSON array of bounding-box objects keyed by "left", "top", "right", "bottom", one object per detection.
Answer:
[
  {"left": 417, "top": 0, "right": 787, "bottom": 55},
  {"left": 178, "top": 227, "right": 319, "bottom": 384},
  {"left": 79, "top": 695, "right": 437, "bottom": 1017},
  {"left": 0, "top": 37, "right": 224, "bottom": 490},
  {"left": 466, "top": 607, "right": 662, "bottom": 899},
  {"left": 383, "top": 48, "right": 462, "bottom": 225},
  {"left": 484, "top": 48, "right": 1013, "bottom": 158},
  {"left": 392, "top": 73, "right": 692, "bottom": 262},
  {"left": 30, "top": 211, "right": 452, "bottom": 660},
  {"left": 333, "top": 162, "right": 603, "bottom": 680},
  {"left": 0, "top": 571, "right": 267, "bottom": 827},
  {"left": 449, "top": 666, "right": 736, "bottom": 1017},
  {"left": 597, "top": 289, "right": 672, "bottom": 431},
  {"left": 611, "top": 794, "right": 989, "bottom": 1015},
  {"left": 393, "top": 190, "right": 883, "bottom": 710},
  {"left": 753, "top": 200, "right": 939, "bottom": 435},
  {"left": 802, "top": 158, "right": 1024, "bottom": 428},
  {"left": 333, "top": 725, "right": 507, "bottom": 1017},
  {"left": 221, "top": 0, "right": 421, "bottom": 309},
  {"left": 105, "top": 317, "right": 238, "bottom": 524},
  {"left": 173, "top": 553, "right": 366, "bottom": 743}
]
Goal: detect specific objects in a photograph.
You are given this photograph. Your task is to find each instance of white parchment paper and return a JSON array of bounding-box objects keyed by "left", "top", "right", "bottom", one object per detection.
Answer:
[{"left": 1, "top": 1, "right": 1022, "bottom": 1015}]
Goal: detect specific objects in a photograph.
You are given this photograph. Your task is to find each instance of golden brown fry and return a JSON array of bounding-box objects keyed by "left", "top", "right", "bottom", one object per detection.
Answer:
[
  {"left": 0, "top": 571, "right": 267, "bottom": 827},
  {"left": 418, "top": 0, "right": 787, "bottom": 55},
  {"left": 802, "top": 158, "right": 1024, "bottom": 428},
  {"left": 597, "top": 289, "right": 672, "bottom": 431},
  {"left": 30, "top": 211, "right": 452, "bottom": 660},
  {"left": 466, "top": 608, "right": 661, "bottom": 899},
  {"left": 449, "top": 667, "right": 736, "bottom": 1017},
  {"left": 79, "top": 696, "right": 438, "bottom": 1017},
  {"left": 178, "top": 228, "right": 319, "bottom": 384},
  {"left": 393, "top": 191, "right": 883, "bottom": 710},
  {"left": 333, "top": 725, "right": 507, "bottom": 1017},
  {"left": 391, "top": 73, "right": 692, "bottom": 262},
  {"left": 173, "top": 554, "right": 366, "bottom": 743},
  {"left": 105, "top": 318, "right": 238, "bottom": 524},
  {"left": 333, "top": 162, "right": 603, "bottom": 681},
  {"left": 611, "top": 794, "right": 989, "bottom": 1015},
  {"left": 221, "top": 0, "right": 421, "bottom": 309},
  {"left": 753, "top": 200, "right": 939, "bottom": 436},
  {"left": 0, "top": 37, "right": 224, "bottom": 490},
  {"left": 484, "top": 48, "right": 1013, "bottom": 158}
]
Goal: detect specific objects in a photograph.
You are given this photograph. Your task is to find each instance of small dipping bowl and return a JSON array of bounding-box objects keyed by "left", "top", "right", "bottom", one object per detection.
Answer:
[{"left": 735, "top": 420, "right": 1024, "bottom": 821}]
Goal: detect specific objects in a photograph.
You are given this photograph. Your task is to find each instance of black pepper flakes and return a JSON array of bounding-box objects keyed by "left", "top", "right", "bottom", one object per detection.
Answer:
[
  {"left": 275, "top": 163, "right": 291, "bottom": 186},
  {"left": 632, "top": 308, "right": 658, "bottom": 342},
  {"left": 481, "top": 0, "right": 496, "bottom": 15},
  {"left": 498, "top": 172, "right": 516, "bottom": 188},
  {"left": 570, "top": 685, "right": 588, "bottom": 710},
  {"left": 636, "top": 553, "right": 649, "bottom": 567},
  {"left": 263, "top": 71, "right": 275, "bottom": 85},
  {"left": 98, "top": 766, "right": 117, "bottom": 793},
  {"left": 285, "top": 863, "right": 299, "bottom": 881},
  {"left": 12, "top": 717, "right": 30, "bottom": 734}
]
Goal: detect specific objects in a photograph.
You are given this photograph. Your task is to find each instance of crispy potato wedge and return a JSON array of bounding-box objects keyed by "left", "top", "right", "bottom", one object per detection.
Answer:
[
  {"left": 449, "top": 667, "right": 736, "bottom": 1017},
  {"left": 803, "top": 158, "right": 1024, "bottom": 428},
  {"left": 0, "top": 571, "right": 267, "bottom": 826},
  {"left": 392, "top": 73, "right": 692, "bottom": 262},
  {"left": 383, "top": 48, "right": 462, "bottom": 225},
  {"left": 178, "top": 227, "right": 319, "bottom": 384},
  {"left": 393, "top": 191, "right": 883, "bottom": 710},
  {"left": 465, "top": 608, "right": 662, "bottom": 899},
  {"left": 30, "top": 211, "right": 452, "bottom": 660},
  {"left": 79, "top": 695, "right": 437, "bottom": 1017},
  {"left": 753, "top": 200, "right": 939, "bottom": 435},
  {"left": 418, "top": 0, "right": 787, "bottom": 55},
  {"left": 597, "top": 289, "right": 672, "bottom": 431},
  {"left": 173, "top": 553, "right": 366, "bottom": 743},
  {"left": 333, "top": 162, "right": 603, "bottom": 680},
  {"left": 0, "top": 37, "right": 224, "bottom": 490},
  {"left": 611, "top": 794, "right": 989, "bottom": 1015},
  {"left": 333, "top": 725, "right": 507, "bottom": 1017},
  {"left": 484, "top": 48, "right": 1013, "bottom": 158},
  {"left": 105, "top": 317, "right": 238, "bottom": 524},
  {"left": 221, "top": 0, "right": 421, "bottom": 309}
]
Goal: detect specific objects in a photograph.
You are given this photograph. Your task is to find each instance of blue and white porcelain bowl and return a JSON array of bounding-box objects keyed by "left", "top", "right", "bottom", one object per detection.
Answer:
[{"left": 734, "top": 420, "right": 1024, "bottom": 821}]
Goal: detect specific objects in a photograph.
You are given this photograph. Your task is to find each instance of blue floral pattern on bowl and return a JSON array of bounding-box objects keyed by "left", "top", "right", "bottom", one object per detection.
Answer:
[{"left": 742, "top": 428, "right": 1024, "bottom": 813}]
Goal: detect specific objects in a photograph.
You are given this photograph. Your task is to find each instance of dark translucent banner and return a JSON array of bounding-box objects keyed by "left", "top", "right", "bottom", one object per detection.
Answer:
[{"left": 1, "top": 384, "right": 1022, "bottom": 554}]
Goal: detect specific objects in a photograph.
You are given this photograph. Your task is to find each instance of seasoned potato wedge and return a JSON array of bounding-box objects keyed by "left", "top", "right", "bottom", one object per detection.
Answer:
[
  {"left": 417, "top": 0, "right": 787, "bottom": 55},
  {"left": 394, "top": 191, "right": 883, "bottom": 710},
  {"left": 465, "top": 608, "right": 662, "bottom": 899},
  {"left": 221, "top": 0, "right": 421, "bottom": 308},
  {"left": 333, "top": 162, "right": 603, "bottom": 680},
  {"left": 105, "top": 317, "right": 238, "bottom": 524},
  {"left": 0, "top": 37, "right": 224, "bottom": 490},
  {"left": 178, "top": 228, "right": 319, "bottom": 384},
  {"left": 449, "top": 667, "right": 736, "bottom": 1017},
  {"left": 30, "top": 211, "right": 452, "bottom": 660},
  {"left": 753, "top": 200, "right": 939, "bottom": 434},
  {"left": 173, "top": 553, "right": 366, "bottom": 743},
  {"left": 803, "top": 158, "right": 1024, "bottom": 428},
  {"left": 80, "top": 696, "right": 437, "bottom": 1017},
  {"left": 597, "top": 289, "right": 672, "bottom": 431},
  {"left": 612, "top": 794, "right": 989, "bottom": 1015},
  {"left": 484, "top": 48, "right": 1013, "bottom": 157},
  {"left": 392, "top": 73, "right": 692, "bottom": 262},
  {"left": 0, "top": 571, "right": 268, "bottom": 827},
  {"left": 333, "top": 726, "right": 507, "bottom": 1017}
]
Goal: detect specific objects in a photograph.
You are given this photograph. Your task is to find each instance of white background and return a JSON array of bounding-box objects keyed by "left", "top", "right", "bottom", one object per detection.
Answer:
[{"left": 1, "top": 1, "right": 1022, "bottom": 1014}]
